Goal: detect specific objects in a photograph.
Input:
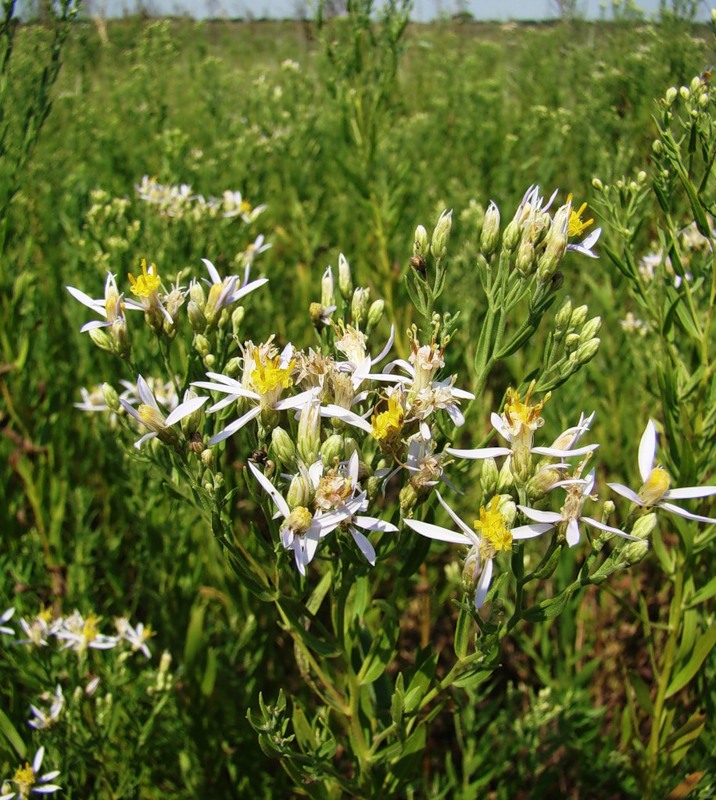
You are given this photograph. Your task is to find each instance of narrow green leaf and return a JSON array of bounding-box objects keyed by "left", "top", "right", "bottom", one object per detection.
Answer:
[
  {"left": 666, "top": 625, "right": 716, "bottom": 698},
  {"left": 522, "top": 588, "right": 571, "bottom": 622},
  {"left": 0, "top": 709, "right": 25, "bottom": 759},
  {"left": 200, "top": 646, "right": 218, "bottom": 697},
  {"left": 690, "top": 574, "right": 716, "bottom": 606}
]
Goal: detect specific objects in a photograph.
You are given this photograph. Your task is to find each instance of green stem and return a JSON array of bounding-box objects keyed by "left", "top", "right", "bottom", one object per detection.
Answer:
[{"left": 644, "top": 557, "right": 685, "bottom": 798}]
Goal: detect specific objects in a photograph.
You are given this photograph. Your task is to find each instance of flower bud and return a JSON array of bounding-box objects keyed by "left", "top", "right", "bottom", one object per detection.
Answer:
[
  {"left": 320, "top": 433, "right": 344, "bottom": 466},
  {"left": 565, "top": 332, "right": 580, "bottom": 349},
  {"left": 321, "top": 265, "right": 335, "bottom": 309},
  {"left": 591, "top": 177, "right": 604, "bottom": 192},
  {"left": 679, "top": 85, "right": 690, "bottom": 101},
  {"left": 430, "top": 209, "right": 453, "bottom": 259},
  {"left": 554, "top": 297, "right": 572, "bottom": 332},
  {"left": 180, "top": 390, "right": 204, "bottom": 436},
  {"left": 496, "top": 456, "right": 515, "bottom": 493},
  {"left": 366, "top": 299, "right": 385, "bottom": 336},
  {"left": 515, "top": 239, "right": 535, "bottom": 275},
  {"left": 297, "top": 401, "right": 322, "bottom": 465},
  {"left": 286, "top": 471, "right": 313, "bottom": 509},
  {"left": 665, "top": 86, "right": 678, "bottom": 106},
  {"left": 203, "top": 354, "right": 216, "bottom": 369},
  {"left": 413, "top": 224, "right": 428, "bottom": 256},
  {"left": 194, "top": 334, "right": 211, "bottom": 358},
  {"left": 502, "top": 218, "right": 521, "bottom": 252},
  {"left": 189, "top": 281, "right": 206, "bottom": 308},
  {"left": 399, "top": 483, "right": 419, "bottom": 512},
  {"left": 569, "top": 304, "right": 588, "bottom": 327},
  {"left": 338, "top": 253, "right": 353, "bottom": 301},
  {"left": 479, "top": 457, "right": 498, "bottom": 497},
  {"left": 479, "top": 201, "right": 501, "bottom": 257},
  {"left": 89, "top": 327, "right": 114, "bottom": 353},
  {"left": 271, "top": 426, "right": 297, "bottom": 472},
  {"left": 225, "top": 357, "right": 241, "bottom": 377},
  {"left": 496, "top": 495, "right": 517, "bottom": 527},
  {"left": 579, "top": 316, "right": 602, "bottom": 343},
  {"left": 536, "top": 205, "right": 569, "bottom": 283},
  {"left": 188, "top": 299, "right": 207, "bottom": 332},
  {"left": 200, "top": 448, "right": 214, "bottom": 468},
  {"left": 102, "top": 382, "right": 120, "bottom": 412},
  {"left": 231, "top": 306, "right": 245, "bottom": 336},
  {"left": 576, "top": 338, "right": 600, "bottom": 365},
  {"left": 351, "top": 287, "right": 371, "bottom": 328}
]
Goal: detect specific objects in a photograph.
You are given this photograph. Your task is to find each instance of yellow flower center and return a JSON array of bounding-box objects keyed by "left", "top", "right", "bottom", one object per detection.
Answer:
[
  {"left": 239, "top": 199, "right": 253, "bottom": 215},
  {"left": 82, "top": 614, "right": 101, "bottom": 643},
  {"left": 12, "top": 762, "right": 36, "bottom": 792},
  {"left": 371, "top": 394, "right": 404, "bottom": 442},
  {"left": 250, "top": 352, "right": 294, "bottom": 396},
  {"left": 640, "top": 467, "right": 671, "bottom": 506},
  {"left": 504, "top": 382, "right": 549, "bottom": 432},
  {"left": 128, "top": 259, "right": 162, "bottom": 297},
  {"left": 283, "top": 506, "right": 313, "bottom": 535},
  {"left": 567, "top": 194, "right": 594, "bottom": 238},
  {"left": 474, "top": 497, "right": 512, "bottom": 554}
]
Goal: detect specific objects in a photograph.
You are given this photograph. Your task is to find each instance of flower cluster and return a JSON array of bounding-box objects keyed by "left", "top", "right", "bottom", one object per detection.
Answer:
[
  {"left": 135, "top": 175, "right": 267, "bottom": 223},
  {"left": 65, "top": 187, "right": 716, "bottom": 618}
]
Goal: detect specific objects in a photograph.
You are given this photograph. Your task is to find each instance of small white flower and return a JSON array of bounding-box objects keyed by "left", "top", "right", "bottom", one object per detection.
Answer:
[
  {"left": 119, "top": 376, "right": 207, "bottom": 449},
  {"left": 66, "top": 272, "right": 142, "bottom": 332},
  {"left": 199, "top": 258, "right": 268, "bottom": 324},
  {"left": 519, "top": 470, "right": 637, "bottom": 547},
  {"left": 194, "top": 344, "right": 317, "bottom": 445},
  {"left": 608, "top": 420, "right": 716, "bottom": 523},
  {"left": 54, "top": 611, "right": 119, "bottom": 653},
  {"left": 404, "top": 492, "right": 552, "bottom": 608},
  {"left": 249, "top": 461, "right": 364, "bottom": 575},
  {"left": 28, "top": 685, "right": 64, "bottom": 731},
  {"left": 115, "top": 618, "right": 153, "bottom": 658},
  {"left": 0, "top": 746, "right": 61, "bottom": 798}
]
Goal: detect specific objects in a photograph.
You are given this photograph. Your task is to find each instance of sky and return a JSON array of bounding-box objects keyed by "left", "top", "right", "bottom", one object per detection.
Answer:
[{"left": 83, "top": 0, "right": 713, "bottom": 21}]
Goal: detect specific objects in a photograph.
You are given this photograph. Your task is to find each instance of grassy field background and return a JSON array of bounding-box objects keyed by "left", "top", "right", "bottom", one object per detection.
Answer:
[{"left": 0, "top": 5, "right": 715, "bottom": 798}]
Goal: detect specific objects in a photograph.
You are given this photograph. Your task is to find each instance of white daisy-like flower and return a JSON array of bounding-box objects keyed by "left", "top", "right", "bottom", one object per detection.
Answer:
[
  {"left": 518, "top": 470, "right": 638, "bottom": 547},
  {"left": 194, "top": 344, "right": 317, "bottom": 445},
  {"left": 309, "top": 452, "right": 398, "bottom": 565},
  {"left": 0, "top": 746, "right": 61, "bottom": 798},
  {"left": 53, "top": 611, "right": 119, "bottom": 653},
  {"left": 221, "top": 190, "right": 267, "bottom": 222},
  {"left": 404, "top": 491, "right": 552, "bottom": 609},
  {"left": 28, "top": 685, "right": 64, "bottom": 731},
  {"left": 608, "top": 419, "right": 716, "bottom": 523},
  {"left": 249, "top": 461, "right": 364, "bottom": 575},
  {"left": 119, "top": 376, "right": 207, "bottom": 449},
  {"left": 115, "top": 618, "right": 154, "bottom": 658},
  {"left": 17, "top": 609, "right": 57, "bottom": 648},
  {"left": 66, "top": 271, "right": 142, "bottom": 333},
  {"left": 199, "top": 258, "right": 268, "bottom": 325}
]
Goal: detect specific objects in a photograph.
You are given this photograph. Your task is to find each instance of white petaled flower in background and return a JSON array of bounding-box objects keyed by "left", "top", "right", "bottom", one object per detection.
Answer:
[
  {"left": 119, "top": 376, "right": 207, "bottom": 449},
  {"left": 54, "top": 611, "right": 119, "bottom": 653},
  {"left": 404, "top": 491, "right": 553, "bottom": 609},
  {"left": 66, "top": 271, "right": 142, "bottom": 332},
  {"left": 221, "top": 190, "right": 267, "bottom": 222},
  {"left": 199, "top": 258, "right": 268, "bottom": 325},
  {"left": 249, "top": 461, "right": 365, "bottom": 575},
  {"left": 17, "top": 608, "right": 57, "bottom": 648},
  {"left": 115, "top": 618, "right": 154, "bottom": 658},
  {"left": 518, "top": 470, "right": 638, "bottom": 547},
  {"left": 0, "top": 747, "right": 61, "bottom": 799},
  {"left": 0, "top": 607, "right": 15, "bottom": 636},
  {"left": 28, "top": 685, "right": 65, "bottom": 731},
  {"left": 194, "top": 344, "right": 317, "bottom": 445},
  {"left": 608, "top": 419, "right": 716, "bottom": 523}
]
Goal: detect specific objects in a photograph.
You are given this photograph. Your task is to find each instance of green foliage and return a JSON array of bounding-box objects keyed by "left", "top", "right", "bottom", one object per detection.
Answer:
[{"left": 1, "top": 1, "right": 715, "bottom": 798}]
